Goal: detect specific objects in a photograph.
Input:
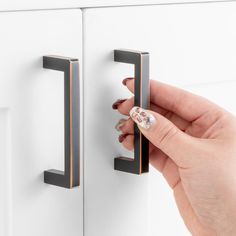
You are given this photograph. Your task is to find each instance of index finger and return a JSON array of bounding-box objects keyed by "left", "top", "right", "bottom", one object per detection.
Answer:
[{"left": 124, "top": 78, "right": 216, "bottom": 122}]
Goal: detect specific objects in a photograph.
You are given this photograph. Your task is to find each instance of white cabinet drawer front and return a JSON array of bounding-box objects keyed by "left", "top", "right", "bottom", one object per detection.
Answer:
[
  {"left": 0, "top": 0, "right": 78, "bottom": 11},
  {"left": 0, "top": 0, "right": 233, "bottom": 11},
  {"left": 0, "top": 10, "right": 83, "bottom": 236}
]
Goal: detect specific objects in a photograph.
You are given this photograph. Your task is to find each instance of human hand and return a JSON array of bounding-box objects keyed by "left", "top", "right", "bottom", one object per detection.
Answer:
[{"left": 113, "top": 78, "right": 236, "bottom": 236}]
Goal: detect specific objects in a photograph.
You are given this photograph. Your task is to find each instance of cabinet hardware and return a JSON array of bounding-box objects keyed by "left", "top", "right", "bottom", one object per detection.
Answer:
[
  {"left": 114, "top": 49, "right": 149, "bottom": 174},
  {"left": 43, "top": 56, "right": 80, "bottom": 188}
]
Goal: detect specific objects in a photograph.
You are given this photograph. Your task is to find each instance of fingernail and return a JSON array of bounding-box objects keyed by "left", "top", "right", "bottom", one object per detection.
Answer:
[
  {"left": 129, "top": 106, "right": 156, "bottom": 129},
  {"left": 118, "top": 134, "right": 127, "bottom": 143},
  {"left": 112, "top": 99, "right": 127, "bottom": 110},
  {"left": 122, "top": 77, "right": 134, "bottom": 86},
  {"left": 115, "top": 119, "right": 126, "bottom": 131}
]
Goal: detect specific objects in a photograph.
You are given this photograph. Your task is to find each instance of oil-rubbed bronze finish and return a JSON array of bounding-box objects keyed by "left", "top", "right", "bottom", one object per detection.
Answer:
[
  {"left": 114, "top": 49, "right": 150, "bottom": 174},
  {"left": 43, "top": 56, "right": 80, "bottom": 188}
]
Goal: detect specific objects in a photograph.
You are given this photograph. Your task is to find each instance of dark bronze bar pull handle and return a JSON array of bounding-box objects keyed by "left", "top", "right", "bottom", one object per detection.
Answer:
[
  {"left": 43, "top": 56, "right": 80, "bottom": 188},
  {"left": 114, "top": 49, "right": 150, "bottom": 174}
]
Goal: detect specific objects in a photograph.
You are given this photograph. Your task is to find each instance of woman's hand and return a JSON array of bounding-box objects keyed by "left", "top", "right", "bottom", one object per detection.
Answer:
[{"left": 113, "top": 78, "right": 236, "bottom": 236}]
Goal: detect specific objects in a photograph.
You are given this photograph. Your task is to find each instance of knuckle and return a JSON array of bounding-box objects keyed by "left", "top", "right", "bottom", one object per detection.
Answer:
[
  {"left": 120, "top": 120, "right": 133, "bottom": 134},
  {"left": 165, "top": 111, "right": 174, "bottom": 120},
  {"left": 157, "top": 125, "right": 178, "bottom": 149},
  {"left": 122, "top": 138, "right": 134, "bottom": 151}
]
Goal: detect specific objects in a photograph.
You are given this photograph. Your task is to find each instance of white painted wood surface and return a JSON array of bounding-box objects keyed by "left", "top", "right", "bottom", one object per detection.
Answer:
[
  {"left": 83, "top": 2, "right": 236, "bottom": 235},
  {"left": 0, "top": 10, "right": 83, "bottom": 236}
]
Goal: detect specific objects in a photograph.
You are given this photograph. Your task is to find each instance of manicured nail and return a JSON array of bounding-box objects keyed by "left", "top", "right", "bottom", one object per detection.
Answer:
[
  {"left": 122, "top": 77, "right": 134, "bottom": 86},
  {"left": 112, "top": 99, "right": 127, "bottom": 110},
  {"left": 115, "top": 119, "right": 126, "bottom": 131},
  {"left": 129, "top": 106, "right": 156, "bottom": 129},
  {"left": 118, "top": 134, "right": 127, "bottom": 143}
]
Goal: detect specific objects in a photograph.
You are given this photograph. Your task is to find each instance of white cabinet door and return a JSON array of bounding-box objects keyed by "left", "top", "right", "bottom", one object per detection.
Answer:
[
  {"left": 0, "top": 10, "right": 83, "bottom": 236},
  {"left": 83, "top": 2, "right": 236, "bottom": 235}
]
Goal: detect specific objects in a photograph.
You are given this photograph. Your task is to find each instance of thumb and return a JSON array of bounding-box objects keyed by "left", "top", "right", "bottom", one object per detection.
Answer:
[{"left": 130, "top": 106, "right": 196, "bottom": 166}]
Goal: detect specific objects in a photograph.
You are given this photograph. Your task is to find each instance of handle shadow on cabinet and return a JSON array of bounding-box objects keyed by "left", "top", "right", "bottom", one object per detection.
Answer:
[
  {"left": 114, "top": 49, "right": 150, "bottom": 175},
  {"left": 43, "top": 56, "right": 80, "bottom": 189}
]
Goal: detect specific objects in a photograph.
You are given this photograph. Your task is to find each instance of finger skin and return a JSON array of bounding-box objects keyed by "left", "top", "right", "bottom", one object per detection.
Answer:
[
  {"left": 119, "top": 118, "right": 134, "bottom": 134},
  {"left": 119, "top": 131, "right": 181, "bottom": 189},
  {"left": 121, "top": 134, "right": 134, "bottom": 151},
  {"left": 117, "top": 96, "right": 134, "bottom": 115},
  {"left": 117, "top": 97, "right": 190, "bottom": 131},
  {"left": 125, "top": 78, "right": 217, "bottom": 122},
  {"left": 129, "top": 107, "right": 196, "bottom": 167},
  {"left": 121, "top": 135, "right": 157, "bottom": 155}
]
